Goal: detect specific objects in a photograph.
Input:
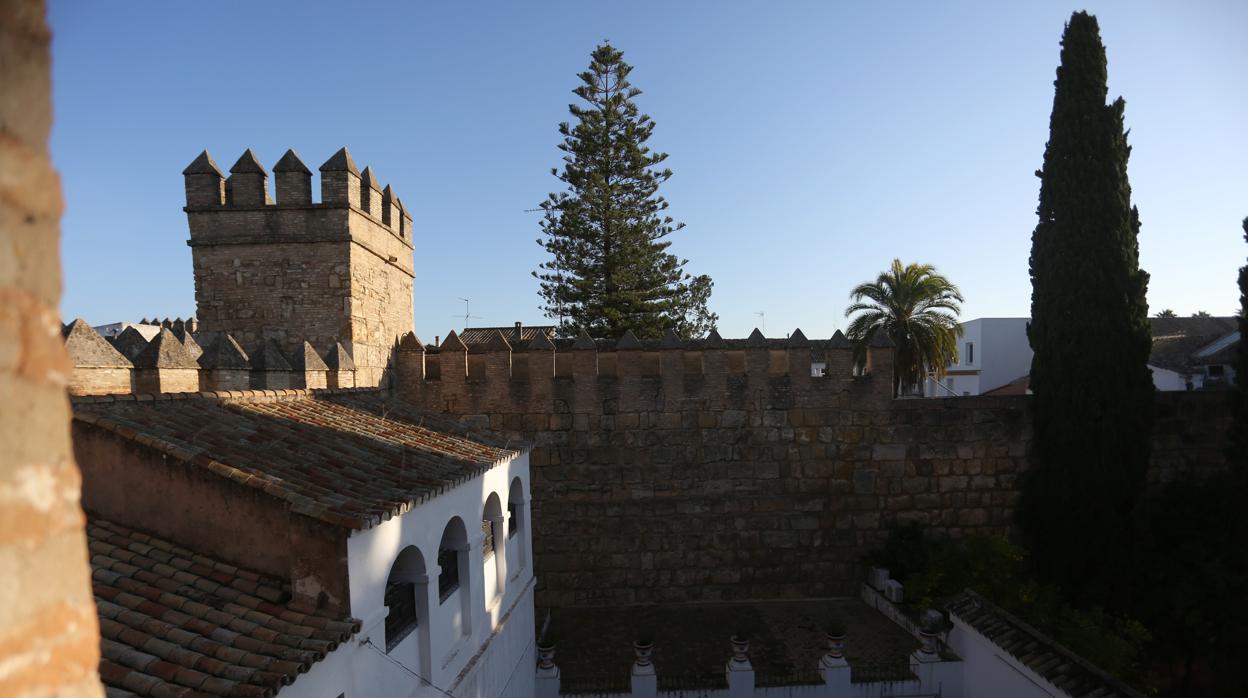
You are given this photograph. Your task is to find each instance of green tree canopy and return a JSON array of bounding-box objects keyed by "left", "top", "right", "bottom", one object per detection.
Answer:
[
  {"left": 534, "top": 43, "right": 717, "bottom": 340},
  {"left": 1021, "top": 11, "right": 1153, "bottom": 600},
  {"left": 844, "top": 259, "right": 963, "bottom": 397},
  {"left": 1154, "top": 309, "right": 1176, "bottom": 318}
]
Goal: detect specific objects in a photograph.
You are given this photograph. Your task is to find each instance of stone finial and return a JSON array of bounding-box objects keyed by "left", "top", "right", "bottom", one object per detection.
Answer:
[
  {"left": 229, "top": 149, "right": 266, "bottom": 174},
  {"left": 63, "top": 319, "right": 131, "bottom": 368},
  {"left": 381, "top": 184, "right": 400, "bottom": 229},
  {"left": 133, "top": 328, "right": 199, "bottom": 369},
  {"left": 746, "top": 328, "right": 767, "bottom": 347},
  {"left": 228, "top": 149, "right": 271, "bottom": 206},
  {"left": 184, "top": 150, "right": 226, "bottom": 207},
  {"left": 319, "top": 147, "right": 361, "bottom": 206},
  {"left": 183, "top": 150, "right": 224, "bottom": 177},
  {"left": 397, "top": 332, "right": 425, "bottom": 352},
  {"left": 617, "top": 329, "right": 643, "bottom": 350},
  {"left": 359, "top": 167, "right": 383, "bottom": 218},
  {"left": 250, "top": 339, "right": 292, "bottom": 371},
  {"left": 273, "top": 149, "right": 313, "bottom": 205},
  {"left": 326, "top": 342, "right": 355, "bottom": 370},
  {"left": 827, "top": 330, "right": 851, "bottom": 349},
  {"left": 178, "top": 331, "right": 203, "bottom": 361},
  {"left": 703, "top": 329, "right": 727, "bottom": 349},
  {"left": 273, "top": 148, "right": 312, "bottom": 174},
  {"left": 660, "top": 328, "right": 683, "bottom": 349},
  {"left": 291, "top": 341, "right": 329, "bottom": 371},
  {"left": 440, "top": 330, "right": 468, "bottom": 352},
  {"left": 572, "top": 329, "right": 597, "bottom": 351},
  {"left": 198, "top": 334, "right": 250, "bottom": 370},
  {"left": 110, "top": 326, "right": 152, "bottom": 362},
  {"left": 319, "top": 146, "right": 359, "bottom": 174},
  {"left": 485, "top": 330, "right": 512, "bottom": 352},
  {"left": 787, "top": 328, "right": 810, "bottom": 347},
  {"left": 528, "top": 331, "right": 556, "bottom": 352}
]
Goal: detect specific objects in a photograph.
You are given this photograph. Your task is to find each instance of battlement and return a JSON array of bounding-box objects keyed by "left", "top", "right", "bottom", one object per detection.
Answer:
[
  {"left": 396, "top": 327, "right": 896, "bottom": 416},
  {"left": 183, "top": 147, "right": 416, "bottom": 386},
  {"left": 63, "top": 319, "right": 358, "bottom": 395},
  {"left": 182, "top": 147, "right": 413, "bottom": 243}
]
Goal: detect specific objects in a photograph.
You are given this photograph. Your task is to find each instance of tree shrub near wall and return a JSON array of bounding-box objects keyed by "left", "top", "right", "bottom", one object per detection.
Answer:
[
  {"left": 1022, "top": 10, "right": 1154, "bottom": 601},
  {"left": 870, "top": 527, "right": 1149, "bottom": 686}
]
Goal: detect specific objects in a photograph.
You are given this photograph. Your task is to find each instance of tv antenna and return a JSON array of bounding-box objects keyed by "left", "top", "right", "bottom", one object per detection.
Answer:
[
  {"left": 455, "top": 298, "right": 483, "bottom": 329},
  {"left": 754, "top": 311, "right": 765, "bottom": 335}
]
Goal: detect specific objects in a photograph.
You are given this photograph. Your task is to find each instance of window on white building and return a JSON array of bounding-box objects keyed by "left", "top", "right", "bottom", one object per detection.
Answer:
[
  {"left": 384, "top": 546, "right": 427, "bottom": 655},
  {"left": 966, "top": 342, "right": 974, "bottom": 364}
]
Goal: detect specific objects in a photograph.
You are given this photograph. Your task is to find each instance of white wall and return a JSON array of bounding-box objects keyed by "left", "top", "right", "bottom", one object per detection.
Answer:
[
  {"left": 978, "top": 319, "right": 1032, "bottom": 394},
  {"left": 1150, "top": 365, "right": 1193, "bottom": 391},
  {"left": 284, "top": 451, "right": 536, "bottom": 698},
  {"left": 947, "top": 616, "right": 1061, "bottom": 698}
]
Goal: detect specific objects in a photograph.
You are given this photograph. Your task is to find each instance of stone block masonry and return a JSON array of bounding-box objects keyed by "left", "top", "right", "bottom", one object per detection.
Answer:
[
  {"left": 184, "top": 146, "right": 414, "bottom": 387},
  {"left": 396, "top": 332, "right": 1231, "bottom": 608},
  {"left": 0, "top": 0, "right": 104, "bottom": 694}
]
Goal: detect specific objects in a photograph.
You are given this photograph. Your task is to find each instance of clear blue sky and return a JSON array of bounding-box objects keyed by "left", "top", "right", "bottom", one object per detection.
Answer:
[{"left": 49, "top": 0, "right": 1247, "bottom": 339}]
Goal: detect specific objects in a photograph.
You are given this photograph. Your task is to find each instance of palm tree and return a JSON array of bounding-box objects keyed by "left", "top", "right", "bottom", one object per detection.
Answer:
[
  {"left": 845, "top": 259, "right": 964, "bottom": 397},
  {"left": 1154, "top": 309, "right": 1177, "bottom": 318}
]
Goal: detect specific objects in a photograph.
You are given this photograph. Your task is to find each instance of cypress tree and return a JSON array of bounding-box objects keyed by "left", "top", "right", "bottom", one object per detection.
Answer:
[
  {"left": 535, "top": 43, "right": 717, "bottom": 339},
  {"left": 1021, "top": 12, "right": 1153, "bottom": 598}
]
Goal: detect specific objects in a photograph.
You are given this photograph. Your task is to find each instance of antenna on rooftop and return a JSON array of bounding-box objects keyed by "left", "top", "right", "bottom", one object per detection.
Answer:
[
  {"left": 455, "top": 298, "right": 483, "bottom": 329},
  {"left": 754, "top": 311, "right": 765, "bottom": 335}
]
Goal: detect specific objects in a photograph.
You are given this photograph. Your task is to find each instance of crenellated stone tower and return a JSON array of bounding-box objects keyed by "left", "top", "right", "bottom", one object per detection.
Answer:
[{"left": 183, "top": 147, "right": 414, "bottom": 386}]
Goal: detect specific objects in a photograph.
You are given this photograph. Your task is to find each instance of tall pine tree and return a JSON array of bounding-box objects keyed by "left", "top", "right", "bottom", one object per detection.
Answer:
[
  {"left": 1021, "top": 12, "right": 1153, "bottom": 599},
  {"left": 535, "top": 43, "right": 717, "bottom": 340}
]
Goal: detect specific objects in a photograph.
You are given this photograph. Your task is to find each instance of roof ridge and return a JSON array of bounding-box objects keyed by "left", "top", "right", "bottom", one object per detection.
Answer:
[{"left": 68, "top": 386, "right": 384, "bottom": 406}]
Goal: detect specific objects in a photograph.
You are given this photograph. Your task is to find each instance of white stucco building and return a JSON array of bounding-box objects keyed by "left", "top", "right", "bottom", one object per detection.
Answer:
[
  {"left": 925, "top": 318, "right": 1032, "bottom": 397},
  {"left": 75, "top": 388, "right": 536, "bottom": 698}
]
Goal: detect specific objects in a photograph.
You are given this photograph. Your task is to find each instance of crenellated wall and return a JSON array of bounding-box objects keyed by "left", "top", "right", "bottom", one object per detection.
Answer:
[
  {"left": 184, "top": 147, "right": 414, "bottom": 386},
  {"left": 394, "top": 329, "right": 1232, "bottom": 608}
]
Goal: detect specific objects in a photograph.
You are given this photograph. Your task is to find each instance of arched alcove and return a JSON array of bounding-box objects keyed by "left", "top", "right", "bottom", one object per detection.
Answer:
[
  {"left": 384, "top": 545, "right": 431, "bottom": 677},
  {"left": 437, "top": 516, "right": 472, "bottom": 638},
  {"left": 482, "top": 492, "right": 505, "bottom": 601},
  {"left": 508, "top": 476, "right": 528, "bottom": 574}
]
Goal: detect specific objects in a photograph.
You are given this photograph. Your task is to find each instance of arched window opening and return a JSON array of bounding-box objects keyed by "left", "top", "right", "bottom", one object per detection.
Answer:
[
  {"left": 438, "top": 517, "right": 468, "bottom": 605},
  {"left": 384, "top": 546, "right": 427, "bottom": 657},
  {"left": 385, "top": 580, "right": 418, "bottom": 651},
  {"left": 508, "top": 477, "right": 528, "bottom": 573},
  {"left": 437, "top": 547, "right": 459, "bottom": 602},
  {"left": 483, "top": 492, "right": 505, "bottom": 601},
  {"left": 481, "top": 518, "right": 495, "bottom": 560}
]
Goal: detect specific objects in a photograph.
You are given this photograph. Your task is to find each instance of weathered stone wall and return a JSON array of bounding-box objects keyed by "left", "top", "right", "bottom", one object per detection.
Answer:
[
  {"left": 395, "top": 340, "right": 1232, "bottom": 608},
  {"left": 186, "top": 153, "right": 414, "bottom": 386},
  {"left": 0, "top": 1, "right": 104, "bottom": 693}
]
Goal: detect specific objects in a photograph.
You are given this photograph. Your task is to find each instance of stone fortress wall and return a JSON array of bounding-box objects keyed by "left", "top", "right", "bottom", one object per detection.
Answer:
[{"left": 392, "top": 328, "right": 1233, "bottom": 608}]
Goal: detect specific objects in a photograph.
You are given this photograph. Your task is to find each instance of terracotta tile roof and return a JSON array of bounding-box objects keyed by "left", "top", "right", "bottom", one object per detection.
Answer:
[
  {"left": 459, "top": 324, "right": 556, "bottom": 345},
  {"left": 946, "top": 590, "right": 1142, "bottom": 698},
  {"left": 89, "top": 516, "right": 360, "bottom": 698},
  {"left": 72, "top": 389, "right": 524, "bottom": 530},
  {"left": 1149, "top": 316, "right": 1238, "bottom": 372}
]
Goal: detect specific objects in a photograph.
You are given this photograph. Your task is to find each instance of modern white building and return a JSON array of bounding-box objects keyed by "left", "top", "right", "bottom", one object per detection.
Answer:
[{"left": 925, "top": 318, "right": 1032, "bottom": 397}]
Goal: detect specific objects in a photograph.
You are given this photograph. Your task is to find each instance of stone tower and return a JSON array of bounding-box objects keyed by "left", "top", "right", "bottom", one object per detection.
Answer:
[{"left": 183, "top": 147, "right": 414, "bottom": 386}]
